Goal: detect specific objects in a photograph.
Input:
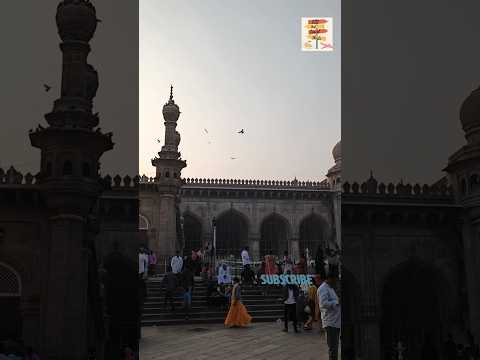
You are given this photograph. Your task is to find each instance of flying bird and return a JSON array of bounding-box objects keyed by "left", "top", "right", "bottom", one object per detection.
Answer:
[
  {"left": 157, "top": 139, "right": 161, "bottom": 143},
  {"left": 230, "top": 157, "right": 237, "bottom": 160},
  {"left": 204, "top": 128, "right": 209, "bottom": 134},
  {"left": 238, "top": 129, "right": 245, "bottom": 134},
  {"left": 43, "top": 84, "right": 51, "bottom": 92}
]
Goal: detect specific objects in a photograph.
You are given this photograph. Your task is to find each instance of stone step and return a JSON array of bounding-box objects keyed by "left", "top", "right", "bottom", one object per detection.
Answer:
[
  {"left": 142, "top": 303, "right": 284, "bottom": 313},
  {"left": 141, "top": 315, "right": 283, "bottom": 327},
  {"left": 142, "top": 308, "right": 282, "bottom": 321},
  {"left": 142, "top": 279, "right": 288, "bottom": 326}
]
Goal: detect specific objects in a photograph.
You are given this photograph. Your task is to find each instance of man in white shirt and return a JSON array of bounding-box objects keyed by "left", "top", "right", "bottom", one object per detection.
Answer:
[
  {"left": 171, "top": 250, "right": 184, "bottom": 274},
  {"left": 318, "top": 272, "right": 341, "bottom": 360}
]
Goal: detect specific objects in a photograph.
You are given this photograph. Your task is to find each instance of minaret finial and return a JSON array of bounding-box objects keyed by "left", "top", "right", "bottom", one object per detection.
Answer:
[{"left": 170, "top": 84, "right": 174, "bottom": 102}]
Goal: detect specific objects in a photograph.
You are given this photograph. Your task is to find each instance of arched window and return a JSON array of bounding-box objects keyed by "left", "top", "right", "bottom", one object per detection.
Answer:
[
  {"left": 0, "top": 263, "right": 21, "bottom": 297},
  {"left": 63, "top": 160, "right": 73, "bottom": 176}
]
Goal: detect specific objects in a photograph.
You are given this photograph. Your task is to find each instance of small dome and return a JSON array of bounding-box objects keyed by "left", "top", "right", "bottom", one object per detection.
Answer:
[
  {"left": 460, "top": 86, "right": 480, "bottom": 144},
  {"left": 332, "top": 140, "right": 341, "bottom": 162},
  {"left": 162, "top": 85, "right": 180, "bottom": 121},
  {"left": 56, "top": 0, "right": 97, "bottom": 42}
]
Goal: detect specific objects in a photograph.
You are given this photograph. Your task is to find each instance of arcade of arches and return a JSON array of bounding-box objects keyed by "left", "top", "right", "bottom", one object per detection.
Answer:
[{"left": 176, "top": 208, "right": 331, "bottom": 258}]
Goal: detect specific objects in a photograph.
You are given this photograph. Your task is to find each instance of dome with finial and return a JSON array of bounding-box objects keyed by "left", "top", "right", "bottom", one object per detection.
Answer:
[
  {"left": 163, "top": 85, "right": 180, "bottom": 121},
  {"left": 460, "top": 85, "right": 480, "bottom": 144},
  {"left": 332, "top": 140, "right": 341, "bottom": 163},
  {"left": 56, "top": 0, "right": 98, "bottom": 42}
]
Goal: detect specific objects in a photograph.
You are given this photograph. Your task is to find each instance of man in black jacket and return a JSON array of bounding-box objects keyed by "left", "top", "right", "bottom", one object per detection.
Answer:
[
  {"left": 181, "top": 265, "right": 195, "bottom": 320},
  {"left": 281, "top": 271, "right": 299, "bottom": 333},
  {"left": 161, "top": 265, "right": 177, "bottom": 311}
]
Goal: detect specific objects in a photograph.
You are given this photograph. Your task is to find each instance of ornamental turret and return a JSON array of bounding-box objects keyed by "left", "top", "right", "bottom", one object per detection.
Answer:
[{"left": 152, "top": 86, "right": 187, "bottom": 182}]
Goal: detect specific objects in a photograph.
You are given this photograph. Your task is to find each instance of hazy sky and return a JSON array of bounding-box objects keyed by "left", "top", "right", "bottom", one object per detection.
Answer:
[
  {"left": 140, "top": 0, "right": 341, "bottom": 181},
  {"left": 342, "top": 0, "right": 480, "bottom": 184}
]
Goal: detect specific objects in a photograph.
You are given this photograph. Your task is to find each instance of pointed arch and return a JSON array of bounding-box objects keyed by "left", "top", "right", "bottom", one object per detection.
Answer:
[
  {"left": 260, "top": 213, "right": 291, "bottom": 257},
  {"left": 0, "top": 262, "right": 21, "bottom": 297},
  {"left": 182, "top": 211, "right": 203, "bottom": 255},
  {"left": 380, "top": 259, "right": 454, "bottom": 360},
  {"left": 0, "top": 262, "right": 22, "bottom": 341},
  {"left": 298, "top": 213, "right": 328, "bottom": 257},
  {"left": 215, "top": 208, "right": 249, "bottom": 256}
]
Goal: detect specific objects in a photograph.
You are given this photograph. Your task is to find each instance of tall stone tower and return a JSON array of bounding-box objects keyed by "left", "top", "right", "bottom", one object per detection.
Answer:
[
  {"left": 151, "top": 86, "right": 187, "bottom": 255},
  {"left": 29, "top": 1, "right": 112, "bottom": 358},
  {"left": 444, "top": 86, "right": 480, "bottom": 344}
]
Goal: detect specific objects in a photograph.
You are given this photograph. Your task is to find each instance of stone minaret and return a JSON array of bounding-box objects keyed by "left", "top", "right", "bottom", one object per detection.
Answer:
[
  {"left": 29, "top": 1, "right": 112, "bottom": 358},
  {"left": 444, "top": 86, "right": 480, "bottom": 344},
  {"left": 151, "top": 86, "right": 187, "bottom": 255}
]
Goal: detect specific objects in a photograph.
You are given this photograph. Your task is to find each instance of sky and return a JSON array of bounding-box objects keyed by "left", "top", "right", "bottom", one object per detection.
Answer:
[
  {"left": 139, "top": 0, "right": 341, "bottom": 181},
  {"left": 342, "top": 0, "right": 480, "bottom": 184}
]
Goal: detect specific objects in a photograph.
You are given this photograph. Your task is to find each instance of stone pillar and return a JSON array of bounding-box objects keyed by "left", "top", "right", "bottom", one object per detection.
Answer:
[
  {"left": 156, "top": 194, "right": 177, "bottom": 256},
  {"left": 333, "top": 191, "right": 342, "bottom": 249},
  {"left": 42, "top": 215, "right": 88, "bottom": 360},
  {"left": 249, "top": 234, "right": 260, "bottom": 261},
  {"left": 290, "top": 237, "right": 300, "bottom": 260}
]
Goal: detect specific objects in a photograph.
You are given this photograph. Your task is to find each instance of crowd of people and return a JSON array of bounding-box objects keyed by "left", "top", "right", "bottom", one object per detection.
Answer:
[
  {"left": 157, "top": 245, "right": 342, "bottom": 359},
  {"left": 138, "top": 246, "right": 157, "bottom": 279}
]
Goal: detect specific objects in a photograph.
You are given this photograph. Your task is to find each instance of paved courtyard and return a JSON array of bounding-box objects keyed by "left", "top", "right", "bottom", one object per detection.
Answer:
[{"left": 140, "top": 322, "right": 329, "bottom": 360}]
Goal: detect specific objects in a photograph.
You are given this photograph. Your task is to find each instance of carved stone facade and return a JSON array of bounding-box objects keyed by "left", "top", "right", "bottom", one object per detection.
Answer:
[
  {"left": 341, "top": 84, "right": 480, "bottom": 359},
  {"left": 140, "top": 176, "right": 340, "bottom": 260}
]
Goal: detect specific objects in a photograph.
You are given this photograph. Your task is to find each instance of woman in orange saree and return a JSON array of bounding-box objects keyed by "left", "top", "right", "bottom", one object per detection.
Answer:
[{"left": 224, "top": 277, "right": 252, "bottom": 327}]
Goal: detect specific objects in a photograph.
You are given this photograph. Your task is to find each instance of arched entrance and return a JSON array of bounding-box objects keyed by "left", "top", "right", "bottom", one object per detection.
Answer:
[
  {"left": 380, "top": 260, "right": 449, "bottom": 360},
  {"left": 299, "top": 213, "right": 326, "bottom": 257},
  {"left": 0, "top": 262, "right": 22, "bottom": 341},
  {"left": 260, "top": 213, "right": 289, "bottom": 257},
  {"left": 216, "top": 209, "right": 248, "bottom": 256},
  {"left": 183, "top": 213, "right": 203, "bottom": 255}
]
